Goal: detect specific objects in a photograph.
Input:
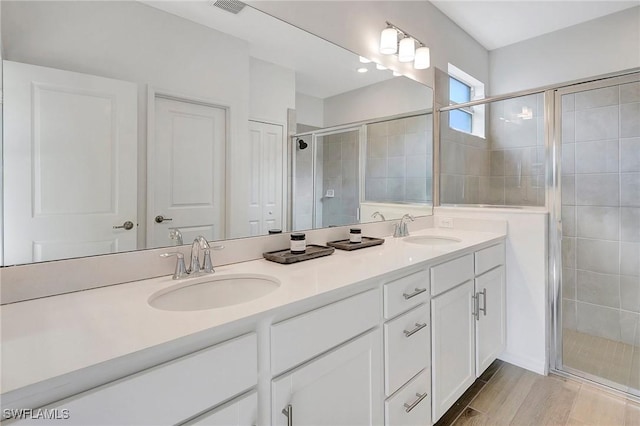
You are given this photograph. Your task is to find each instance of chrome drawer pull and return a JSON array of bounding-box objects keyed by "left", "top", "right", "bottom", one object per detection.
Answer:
[
  {"left": 404, "top": 392, "right": 428, "bottom": 413},
  {"left": 403, "top": 322, "right": 427, "bottom": 337},
  {"left": 282, "top": 404, "right": 293, "bottom": 426},
  {"left": 403, "top": 287, "right": 427, "bottom": 300}
]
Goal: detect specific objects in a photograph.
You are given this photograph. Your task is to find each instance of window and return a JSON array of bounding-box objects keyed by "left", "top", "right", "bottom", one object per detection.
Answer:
[
  {"left": 448, "top": 64, "right": 485, "bottom": 138},
  {"left": 449, "top": 77, "right": 472, "bottom": 133}
]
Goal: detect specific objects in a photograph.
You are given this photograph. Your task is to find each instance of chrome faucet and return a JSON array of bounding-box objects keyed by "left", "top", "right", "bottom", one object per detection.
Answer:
[
  {"left": 393, "top": 214, "right": 415, "bottom": 238},
  {"left": 160, "top": 252, "right": 188, "bottom": 280},
  {"left": 371, "top": 211, "right": 386, "bottom": 221},
  {"left": 190, "top": 236, "right": 213, "bottom": 274},
  {"left": 161, "top": 236, "right": 223, "bottom": 280}
]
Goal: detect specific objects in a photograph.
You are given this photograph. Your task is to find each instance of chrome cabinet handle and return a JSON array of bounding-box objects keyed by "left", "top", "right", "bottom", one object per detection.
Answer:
[
  {"left": 472, "top": 293, "right": 479, "bottom": 321},
  {"left": 113, "top": 221, "right": 134, "bottom": 230},
  {"left": 479, "top": 288, "right": 487, "bottom": 316},
  {"left": 155, "top": 215, "right": 173, "bottom": 223},
  {"left": 403, "top": 322, "right": 427, "bottom": 337},
  {"left": 403, "top": 392, "right": 428, "bottom": 413},
  {"left": 403, "top": 287, "right": 427, "bottom": 300},
  {"left": 282, "top": 404, "right": 293, "bottom": 426}
]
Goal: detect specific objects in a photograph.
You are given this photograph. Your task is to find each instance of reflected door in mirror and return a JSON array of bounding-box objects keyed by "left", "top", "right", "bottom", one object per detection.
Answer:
[
  {"left": 3, "top": 61, "right": 138, "bottom": 265},
  {"left": 148, "top": 95, "right": 226, "bottom": 248},
  {"left": 247, "top": 121, "right": 284, "bottom": 236}
]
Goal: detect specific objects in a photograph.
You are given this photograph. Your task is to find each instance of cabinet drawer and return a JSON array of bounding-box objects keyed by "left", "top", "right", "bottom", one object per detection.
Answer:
[
  {"left": 41, "top": 334, "right": 257, "bottom": 426},
  {"left": 475, "top": 242, "right": 505, "bottom": 276},
  {"left": 384, "top": 270, "right": 430, "bottom": 319},
  {"left": 385, "top": 368, "right": 431, "bottom": 426},
  {"left": 271, "top": 289, "right": 379, "bottom": 375},
  {"left": 384, "top": 304, "right": 430, "bottom": 396},
  {"left": 430, "top": 254, "right": 474, "bottom": 296},
  {"left": 185, "top": 390, "right": 257, "bottom": 426}
]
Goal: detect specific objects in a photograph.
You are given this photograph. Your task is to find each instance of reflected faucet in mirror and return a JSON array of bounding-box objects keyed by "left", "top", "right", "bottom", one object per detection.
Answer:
[{"left": 371, "top": 211, "right": 386, "bottom": 221}]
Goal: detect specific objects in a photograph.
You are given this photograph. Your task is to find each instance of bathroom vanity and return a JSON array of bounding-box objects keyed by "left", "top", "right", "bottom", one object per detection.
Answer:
[{"left": 1, "top": 226, "right": 505, "bottom": 425}]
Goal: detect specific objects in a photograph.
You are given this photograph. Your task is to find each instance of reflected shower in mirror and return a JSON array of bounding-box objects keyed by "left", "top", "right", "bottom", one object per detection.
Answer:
[{"left": 1, "top": 0, "right": 433, "bottom": 265}]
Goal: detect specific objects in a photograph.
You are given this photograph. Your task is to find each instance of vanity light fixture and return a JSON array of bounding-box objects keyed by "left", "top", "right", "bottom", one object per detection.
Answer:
[
  {"left": 392, "top": 70, "right": 402, "bottom": 77},
  {"left": 398, "top": 36, "right": 415, "bottom": 62},
  {"left": 359, "top": 56, "right": 372, "bottom": 63},
  {"left": 414, "top": 46, "right": 430, "bottom": 70},
  {"left": 379, "top": 21, "right": 430, "bottom": 70},
  {"left": 357, "top": 67, "right": 368, "bottom": 73},
  {"left": 379, "top": 25, "right": 398, "bottom": 54},
  {"left": 375, "top": 63, "right": 387, "bottom": 70}
]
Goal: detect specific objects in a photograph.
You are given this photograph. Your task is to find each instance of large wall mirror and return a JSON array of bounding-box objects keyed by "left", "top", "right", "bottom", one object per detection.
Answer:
[{"left": 1, "top": 1, "right": 433, "bottom": 266}]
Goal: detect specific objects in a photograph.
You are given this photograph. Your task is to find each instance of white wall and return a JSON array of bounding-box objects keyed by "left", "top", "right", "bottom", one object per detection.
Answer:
[
  {"left": 249, "top": 57, "right": 295, "bottom": 125},
  {"left": 295, "top": 92, "right": 324, "bottom": 128},
  {"left": 250, "top": 1, "right": 489, "bottom": 91},
  {"left": 490, "top": 7, "right": 640, "bottom": 94},
  {"left": 323, "top": 77, "right": 433, "bottom": 127},
  {"left": 1, "top": 1, "right": 255, "bottom": 239},
  {"left": 435, "top": 207, "right": 549, "bottom": 375}
]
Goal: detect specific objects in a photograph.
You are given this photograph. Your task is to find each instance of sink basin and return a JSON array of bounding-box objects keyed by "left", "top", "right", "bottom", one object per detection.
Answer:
[
  {"left": 403, "top": 235, "right": 462, "bottom": 246},
  {"left": 149, "top": 274, "right": 280, "bottom": 311}
]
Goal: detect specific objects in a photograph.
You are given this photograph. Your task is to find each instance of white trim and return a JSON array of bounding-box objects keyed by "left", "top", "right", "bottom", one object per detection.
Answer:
[{"left": 499, "top": 352, "right": 547, "bottom": 376}]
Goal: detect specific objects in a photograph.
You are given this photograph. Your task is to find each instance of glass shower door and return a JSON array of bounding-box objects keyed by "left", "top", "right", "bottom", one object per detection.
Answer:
[
  {"left": 556, "top": 73, "right": 640, "bottom": 394},
  {"left": 313, "top": 128, "right": 361, "bottom": 228}
]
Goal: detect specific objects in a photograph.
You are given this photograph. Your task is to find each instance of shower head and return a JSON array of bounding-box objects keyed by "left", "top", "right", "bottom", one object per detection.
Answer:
[{"left": 297, "top": 138, "right": 308, "bottom": 150}]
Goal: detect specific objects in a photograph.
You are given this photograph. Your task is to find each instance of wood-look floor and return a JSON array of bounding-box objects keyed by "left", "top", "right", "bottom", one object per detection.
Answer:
[
  {"left": 436, "top": 360, "right": 640, "bottom": 426},
  {"left": 564, "top": 329, "right": 640, "bottom": 390}
]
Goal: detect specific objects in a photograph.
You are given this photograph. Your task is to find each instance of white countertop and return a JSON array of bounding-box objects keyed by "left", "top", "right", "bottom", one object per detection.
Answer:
[{"left": 1, "top": 227, "right": 504, "bottom": 396}]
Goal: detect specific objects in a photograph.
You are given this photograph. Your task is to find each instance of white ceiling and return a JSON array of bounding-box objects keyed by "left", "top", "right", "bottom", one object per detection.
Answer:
[{"left": 431, "top": 0, "right": 640, "bottom": 51}]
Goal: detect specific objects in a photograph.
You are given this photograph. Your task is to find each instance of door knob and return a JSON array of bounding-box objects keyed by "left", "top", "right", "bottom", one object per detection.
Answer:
[
  {"left": 155, "top": 215, "right": 173, "bottom": 223},
  {"left": 113, "top": 221, "right": 135, "bottom": 230}
]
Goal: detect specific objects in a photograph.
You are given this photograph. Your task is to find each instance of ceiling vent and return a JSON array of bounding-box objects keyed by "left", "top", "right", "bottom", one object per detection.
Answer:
[{"left": 211, "top": 0, "right": 246, "bottom": 14}]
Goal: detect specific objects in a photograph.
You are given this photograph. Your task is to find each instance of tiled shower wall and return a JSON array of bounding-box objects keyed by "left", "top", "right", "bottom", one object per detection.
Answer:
[
  {"left": 320, "top": 130, "right": 359, "bottom": 227},
  {"left": 365, "top": 114, "right": 433, "bottom": 204},
  {"left": 561, "top": 82, "right": 640, "bottom": 345},
  {"left": 438, "top": 67, "right": 545, "bottom": 207}
]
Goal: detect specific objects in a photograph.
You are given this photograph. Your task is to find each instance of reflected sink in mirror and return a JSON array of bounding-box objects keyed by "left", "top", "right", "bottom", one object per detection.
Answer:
[
  {"left": 403, "top": 236, "right": 462, "bottom": 246},
  {"left": 149, "top": 274, "right": 280, "bottom": 311}
]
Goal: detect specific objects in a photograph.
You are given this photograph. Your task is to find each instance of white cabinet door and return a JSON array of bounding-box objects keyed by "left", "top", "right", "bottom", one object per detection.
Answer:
[
  {"left": 272, "top": 329, "right": 383, "bottom": 426},
  {"left": 475, "top": 265, "right": 506, "bottom": 376},
  {"left": 186, "top": 391, "right": 257, "bottom": 426},
  {"left": 3, "top": 61, "right": 138, "bottom": 264},
  {"left": 431, "top": 280, "right": 475, "bottom": 423}
]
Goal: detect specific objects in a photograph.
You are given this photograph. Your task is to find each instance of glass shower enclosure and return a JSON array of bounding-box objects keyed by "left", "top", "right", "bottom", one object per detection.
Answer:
[{"left": 552, "top": 72, "right": 640, "bottom": 395}]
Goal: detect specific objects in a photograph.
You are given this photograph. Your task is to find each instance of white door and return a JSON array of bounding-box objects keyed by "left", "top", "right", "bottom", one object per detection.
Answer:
[
  {"left": 186, "top": 391, "right": 257, "bottom": 426},
  {"left": 2, "top": 61, "right": 138, "bottom": 265},
  {"left": 271, "top": 329, "right": 383, "bottom": 426},
  {"left": 475, "top": 266, "right": 506, "bottom": 376},
  {"left": 148, "top": 96, "right": 226, "bottom": 248},
  {"left": 247, "top": 121, "right": 284, "bottom": 236},
  {"left": 431, "top": 280, "right": 476, "bottom": 423}
]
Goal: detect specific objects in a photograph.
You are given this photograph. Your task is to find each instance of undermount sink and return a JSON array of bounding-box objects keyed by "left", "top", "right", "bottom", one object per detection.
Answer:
[
  {"left": 149, "top": 274, "right": 280, "bottom": 311},
  {"left": 403, "top": 235, "right": 462, "bottom": 246}
]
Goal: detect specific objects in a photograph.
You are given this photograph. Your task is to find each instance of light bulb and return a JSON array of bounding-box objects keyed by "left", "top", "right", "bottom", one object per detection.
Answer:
[
  {"left": 357, "top": 67, "right": 368, "bottom": 73},
  {"left": 376, "top": 63, "right": 387, "bottom": 70},
  {"left": 359, "top": 56, "right": 371, "bottom": 63},
  {"left": 392, "top": 71, "right": 401, "bottom": 77},
  {"left": 379, "top": 27, "right": 397, "bottom": 55},
  {"left": 398, "top": 37, "right": 415, "bottom": 62},
  {"left": 413, "top": 46, "right": 430, "bottom": 69}
]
